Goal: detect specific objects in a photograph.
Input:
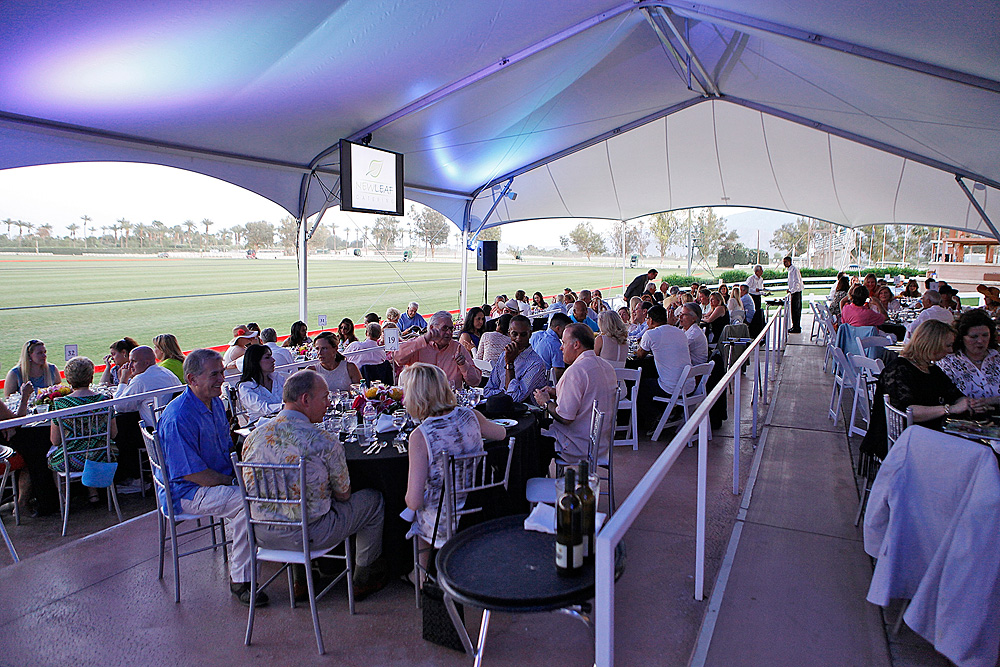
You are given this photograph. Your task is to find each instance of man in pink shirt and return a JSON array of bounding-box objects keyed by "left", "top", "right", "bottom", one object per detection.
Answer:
[
  {"left": 533, "top": 323, "right": 618, "bottom": 464},
  {"left": 840, "top": 285, "right": 887, "bottom": 327},
  {"left": 394, "top": 311, "right": 481, "bottom": 388}
]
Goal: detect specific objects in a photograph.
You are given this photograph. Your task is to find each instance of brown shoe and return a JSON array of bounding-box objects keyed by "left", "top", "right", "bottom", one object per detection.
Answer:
[{"left": 352, "top": 558, "right": 389, "bottom": 602}]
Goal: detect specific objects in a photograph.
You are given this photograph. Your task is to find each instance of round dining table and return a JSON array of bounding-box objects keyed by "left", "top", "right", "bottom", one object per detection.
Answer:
[{"left": 343, "top": 410, "right": 542, "bottom": 577}]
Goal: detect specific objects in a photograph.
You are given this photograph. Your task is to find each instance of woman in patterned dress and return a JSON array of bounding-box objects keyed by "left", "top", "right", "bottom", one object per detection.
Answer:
[
  {"left": 402, "top": 363, "right": 505, "bottom": 569},
  {"left": 937, "top": 309, "right": 1000, "bottom": 410}
]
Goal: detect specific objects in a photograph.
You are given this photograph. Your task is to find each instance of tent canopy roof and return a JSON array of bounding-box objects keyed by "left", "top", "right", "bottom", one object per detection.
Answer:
[{"left": 1, "top": 0, "right": 997, "bottom": 239}]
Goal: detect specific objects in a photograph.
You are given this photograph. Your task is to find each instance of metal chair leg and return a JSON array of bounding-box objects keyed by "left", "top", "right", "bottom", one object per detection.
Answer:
[{"left": 854, "top": 481, "right": 871, "bottom": 527}]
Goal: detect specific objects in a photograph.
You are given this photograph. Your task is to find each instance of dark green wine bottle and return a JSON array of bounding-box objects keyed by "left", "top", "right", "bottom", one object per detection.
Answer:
[
  {"left": 576, "top": 461, "right": 596, "bottom": 564},
  {"left": 556, "top": 467, "right": 583, "bottom": 576}
]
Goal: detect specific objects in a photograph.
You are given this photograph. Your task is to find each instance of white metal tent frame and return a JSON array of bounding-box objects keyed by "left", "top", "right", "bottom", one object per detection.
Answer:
[{"left": 1, "top": 0, "right": 997, "bottom": 322}]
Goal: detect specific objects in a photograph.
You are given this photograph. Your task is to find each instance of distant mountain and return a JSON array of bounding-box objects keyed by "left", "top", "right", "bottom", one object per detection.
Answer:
[{"left": 720, "top": 209, "right": 802, "bottom": 253}]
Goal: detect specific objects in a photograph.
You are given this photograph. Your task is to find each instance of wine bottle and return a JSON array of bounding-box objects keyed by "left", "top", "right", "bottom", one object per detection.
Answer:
[
  {"left": 576, "top": 461, "right": 596, "bottom": 564},
  {"left": 556, "top": 467, "right": 583, "bottom": 576}
]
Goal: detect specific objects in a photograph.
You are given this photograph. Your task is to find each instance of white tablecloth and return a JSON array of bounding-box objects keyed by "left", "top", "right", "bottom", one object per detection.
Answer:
[{"left": 864, "top": 425, "right": 1000, "bottom": 667}]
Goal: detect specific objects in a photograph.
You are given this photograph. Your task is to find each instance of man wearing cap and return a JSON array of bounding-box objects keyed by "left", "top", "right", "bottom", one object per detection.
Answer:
[
  {"left": 398, "top": 302, "right": 428, "bottom": 336},
  {"left": 223, "top": 326, "right": 258, "bottom": 369},
  {"left": 625, "top": 268, "right": 658, "bottom": 301}
]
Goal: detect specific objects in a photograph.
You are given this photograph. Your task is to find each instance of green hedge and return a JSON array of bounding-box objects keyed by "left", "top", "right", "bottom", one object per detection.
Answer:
[{"left": 664, "top": 265, "right": 925, "bottom": 286}]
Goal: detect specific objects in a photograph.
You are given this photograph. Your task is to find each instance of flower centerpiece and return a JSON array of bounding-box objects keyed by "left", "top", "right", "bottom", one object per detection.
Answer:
[
  {"left": 351, "top": 385, "right": 404, "bottom": 414},
  {"left": 36, "top": 384, "right": 71, "bottom": 406},
  {"left": 295, "top": 343, "right": 312, "bottom": 358}
]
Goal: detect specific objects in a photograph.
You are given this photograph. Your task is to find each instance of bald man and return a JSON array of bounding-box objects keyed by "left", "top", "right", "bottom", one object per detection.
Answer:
[
  {"left": 114, "top": 345, "right": 184, "bottom": 424},
  {"left": 112, "top": 345, "right": 183, "bottom": 493}
]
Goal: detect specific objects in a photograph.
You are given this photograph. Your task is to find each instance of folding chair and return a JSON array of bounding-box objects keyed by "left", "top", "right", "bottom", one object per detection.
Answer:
[
  {"left": 855, "top": 334, "right": 893, "bottom": 360},
  {"left": 650, "top": 362, "right": 715, "bottom": 442},
  {"left": 848, "top": 355, "right": 884, "bottom": 437},
  {"left": 715, "top": 323, "right": 751, "bottom": 375},
  {"left": 827, "top": 348, "right": 857, "bottom": 425},
  {"left": 140, "top": 422, "right": 229, "bottom": 602},
  {"left": 232, "top": 454, "right": 356, "bottom": 655},
  {"left": 0, "top": 445, "right": 20, "bottom": 562},
  {"left": 854, "top": 398, "right": 911, "bottom": 526},
  {"left": 612, "top": 368, "right": 640, "bottom": 450},
  {"left": 0, "top": 444, "right": 22, "bottom": 527},
  {"left": 51, "top": 406, "right": 122, "bottom": 536},
  {"left": 413, "top": 438, "right": 516, "bottom": 608}
]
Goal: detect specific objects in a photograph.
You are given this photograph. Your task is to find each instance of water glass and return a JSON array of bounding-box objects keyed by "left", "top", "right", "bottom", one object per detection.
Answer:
[
  {"left": 393, "top": 409, "right": 407, "bottom": 443},
  {"left": 342, "top": 409, "right": 358, "bottom": 441}
]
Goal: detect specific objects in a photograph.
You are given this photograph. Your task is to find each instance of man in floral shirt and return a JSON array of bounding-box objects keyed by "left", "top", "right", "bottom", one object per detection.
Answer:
[{"left": 241, "top": 370, "right": 387, "bottom": 599}]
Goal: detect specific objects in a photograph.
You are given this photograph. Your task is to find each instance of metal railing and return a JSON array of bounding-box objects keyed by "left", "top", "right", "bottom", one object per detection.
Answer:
[{"left": 594, "top": 299, "right": 789, "bottom": 666}]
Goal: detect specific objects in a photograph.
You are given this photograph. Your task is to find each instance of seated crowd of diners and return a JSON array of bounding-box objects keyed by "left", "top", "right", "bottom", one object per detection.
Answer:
[{"left": 6, "top": 272, "right": 993, "bottom": 615}]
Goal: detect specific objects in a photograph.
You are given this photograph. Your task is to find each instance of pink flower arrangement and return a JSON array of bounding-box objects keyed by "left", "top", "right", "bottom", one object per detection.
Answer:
[{"left": 351, "top": 385, "right": 404, "bottom": 414}]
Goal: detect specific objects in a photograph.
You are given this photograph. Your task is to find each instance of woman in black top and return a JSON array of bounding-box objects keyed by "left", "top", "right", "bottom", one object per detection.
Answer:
[{"left": 882, "top": 319, "right": 969, "bottom": 430}]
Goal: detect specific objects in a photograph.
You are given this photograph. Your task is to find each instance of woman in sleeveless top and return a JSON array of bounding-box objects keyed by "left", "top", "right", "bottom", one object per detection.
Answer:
[
  {"left": 313, "top": 331, "right": 360, "bottom": 392},
  {"left": 702, "top": 292, "right": 730, "bottom": 344},
  {"left": 476, "top": 313, "right": 512, "bottom": 365},
  {"left": 402, "top": 363, "right": 506, "bottom": 560},
  {"left": 48, "top": 357, "right": 117, "bottom": 510},
  {"left": 594, "top": 310, "right": 628, "bottom": 365},
  {"left": 4, "top": 339, "right": 61, "bottom": 398}
]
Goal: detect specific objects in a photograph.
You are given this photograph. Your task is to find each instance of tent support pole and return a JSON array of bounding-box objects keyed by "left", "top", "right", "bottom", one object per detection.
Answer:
[
  {"left": 956, "top": 176, "right": 1000, "bottom": 244},
  {"left": 298, "top": 210, "right": 308, "bottom": 323},
  {"left": 622, "top": 220, "right": 627, "bottom": 299},
  {"left": 460, "top": 225, "right": 469, "bottom": 317}
]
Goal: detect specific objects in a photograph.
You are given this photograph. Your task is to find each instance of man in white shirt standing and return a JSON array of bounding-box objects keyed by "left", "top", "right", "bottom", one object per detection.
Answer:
[
  {"left": 746, "top": 264, "right": 766, "bottom": 310},
  {"left": 783, "top": 256, "right": 803, "bottom": 334}
]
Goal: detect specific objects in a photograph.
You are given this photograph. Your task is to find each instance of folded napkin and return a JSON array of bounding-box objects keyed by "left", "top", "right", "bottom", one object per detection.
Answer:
[
  {"left": 523, "top": 502, "right": 606, "bottom": 534},
  {"left": 375, "top": 413, "right": 399, "bottom": 434}
]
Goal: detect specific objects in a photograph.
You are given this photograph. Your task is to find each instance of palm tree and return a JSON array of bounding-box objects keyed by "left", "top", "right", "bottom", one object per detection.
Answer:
[
  {"left": 151, "top": 220, "right": 166, "bottom": 246},
  {"left": 37, "top": 224, "right": 53, "bottom": 239},
  {"left": 67, "top": 223, "right": 79, "bottom": 243},
  {"left": 2, "top": 218, "right": 12, "bottom": 238},
  {"left": 117, "top": 218, "right": 131, "bottom": 247},
  {"left": 80, "top": 215, "right": 91, "bottom": 247},
  {"left": 21, "top": 221, "right": 35, "bottom": 238},
  {"left": 183, "top": 220, "right": 196, "bottom": 245},
  {"left": 231, "top": 225, "right": 244, "bottom": 247}
]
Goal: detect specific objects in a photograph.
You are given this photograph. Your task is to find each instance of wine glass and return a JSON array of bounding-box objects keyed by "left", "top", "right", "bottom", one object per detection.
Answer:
[{"left": 392, "top": 409, "right": 407, "bottom": 444}]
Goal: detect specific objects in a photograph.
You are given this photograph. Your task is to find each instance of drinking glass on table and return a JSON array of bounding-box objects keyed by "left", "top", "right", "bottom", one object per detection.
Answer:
[
  {"left": 342, "top": 409, "right": 358, "bottom": 442},
  {"left": 392, "top": 409, "right": 407, "bottom": 444}
]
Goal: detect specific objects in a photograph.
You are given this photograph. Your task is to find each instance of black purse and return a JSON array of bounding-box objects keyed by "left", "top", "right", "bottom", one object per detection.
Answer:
[{"left": 420, "top": 484, "right": 466, "bottom": 651}]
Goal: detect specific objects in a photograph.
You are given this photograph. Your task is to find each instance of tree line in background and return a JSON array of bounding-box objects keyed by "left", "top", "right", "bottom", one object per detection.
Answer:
[
  {"left": 0, "top": 202, "right": 462, "bottom": 256},
  {"left": 1, "top": 207, "right": 949, "bottom": 266}
]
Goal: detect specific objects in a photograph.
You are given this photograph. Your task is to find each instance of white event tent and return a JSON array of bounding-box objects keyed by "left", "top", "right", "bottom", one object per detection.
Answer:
[{"left": 1, "top": 0, "right": 998, "bottom": 317}]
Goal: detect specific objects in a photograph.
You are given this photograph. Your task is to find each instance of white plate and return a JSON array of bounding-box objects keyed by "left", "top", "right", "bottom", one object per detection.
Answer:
[{"left": 491, "top": 418, "right": 518, "bottom": 428}]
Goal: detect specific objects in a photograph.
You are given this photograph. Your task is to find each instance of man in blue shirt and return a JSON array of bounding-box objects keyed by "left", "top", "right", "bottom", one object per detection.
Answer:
[
  {"left": 570, "top": 300, "right": 599, "bottom": 333},
  {"left": 158, "top": 348, "right": 266, "bottom": 606},
  {"left": 484, "top": 316, "right": 547, "bottom": 403},
  {"left": 531, "top": 312, "right": 571, "bottom": 382},
  {"left": 740, "top": 283, "right": 756, "bottom": 324},
  {"left": 398, "top": 301, "right": 428, "bottom": 335}
]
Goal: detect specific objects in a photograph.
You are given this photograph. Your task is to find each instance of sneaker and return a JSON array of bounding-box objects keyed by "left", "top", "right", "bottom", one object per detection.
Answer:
[{"left": 230, "top": 582, "right": 270, "bottom": 607}]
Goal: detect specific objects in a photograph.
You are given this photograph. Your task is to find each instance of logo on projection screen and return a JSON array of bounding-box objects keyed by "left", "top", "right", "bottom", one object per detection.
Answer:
[{"left": 352, "top": 145, "right": 396, "bottom": 210}]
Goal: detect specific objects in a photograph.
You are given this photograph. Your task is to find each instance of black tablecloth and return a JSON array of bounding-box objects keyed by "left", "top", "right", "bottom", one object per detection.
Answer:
[
  {"left": 436, "top": 514, "right": 593, "bottom": 613},
  {"left": 344, "top": 411, "right": 543, "bottom": 577},
  {"left": 5, "top": 424, "right": 60, "bottom": 514}
]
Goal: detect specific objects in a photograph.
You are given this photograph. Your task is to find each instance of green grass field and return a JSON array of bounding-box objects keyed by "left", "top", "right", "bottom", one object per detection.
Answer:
[{"left": 0, "top": 255, "right": 634, "bottom": 373}]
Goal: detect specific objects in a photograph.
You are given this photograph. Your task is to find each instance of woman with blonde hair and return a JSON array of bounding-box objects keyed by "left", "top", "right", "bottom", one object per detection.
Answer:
[
  {"left": 4, "top": 339, "right": 61, "bottom": 398},
  {"left": 152, "top": 333, "right": 185, "bottom": 383},
  {"left": 883, "top": 319, "right": 970, "bottom": 429},
  {"left": 595, "top": 310, "right": 628, "bottom": 364},
  {"left": 402, "top": 363, "right": 505, "bottom": 561}
]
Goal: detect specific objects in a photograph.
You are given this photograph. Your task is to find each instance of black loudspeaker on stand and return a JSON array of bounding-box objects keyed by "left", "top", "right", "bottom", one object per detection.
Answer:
[{"left": 477, "top": 240, "right": 498, "bottom": 306}]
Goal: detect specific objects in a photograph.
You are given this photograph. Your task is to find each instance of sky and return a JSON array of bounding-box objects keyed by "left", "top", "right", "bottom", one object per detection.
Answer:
[{"left": 0, "top": 161, "right": 762, "bottom": 250}]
